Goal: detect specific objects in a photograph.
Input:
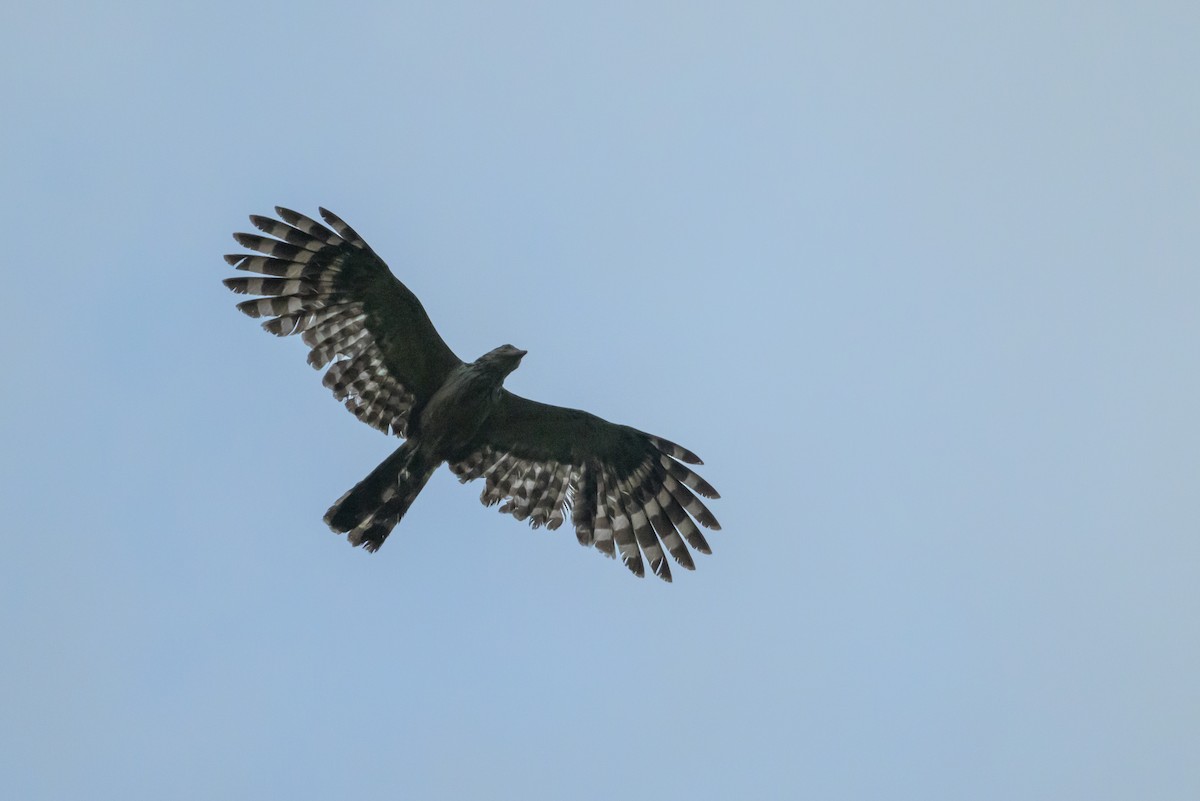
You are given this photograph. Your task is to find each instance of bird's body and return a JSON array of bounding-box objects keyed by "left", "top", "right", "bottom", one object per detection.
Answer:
[
  {"left": 324, "top": 345, "right": 526, "bottom": 550},
  {"left": 417, "top": 346, "right": 524, "bottom": 456},
  {"left": 224, "top": 207, "right": 720, "bottom": 581}
]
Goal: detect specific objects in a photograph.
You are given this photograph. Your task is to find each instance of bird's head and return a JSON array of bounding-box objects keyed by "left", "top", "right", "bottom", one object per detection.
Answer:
[{"left": 477, "top": 343, "right": 527, "bottom": 378}]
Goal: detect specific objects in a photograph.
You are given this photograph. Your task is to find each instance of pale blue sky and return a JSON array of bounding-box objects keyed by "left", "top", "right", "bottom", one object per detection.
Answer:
[{"left": 3, "top": 2, "right": 1198, "bottom": 799}]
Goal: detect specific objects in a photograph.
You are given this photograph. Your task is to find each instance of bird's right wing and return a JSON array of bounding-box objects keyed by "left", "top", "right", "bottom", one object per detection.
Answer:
[{"left": 223, "top": 207, "right": 463, "bottom": 437}]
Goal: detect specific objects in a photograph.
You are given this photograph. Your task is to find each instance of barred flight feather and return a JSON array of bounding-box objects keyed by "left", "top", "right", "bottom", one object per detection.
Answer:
[
  {"left": 262, "top": 306, "right": 349, "bottom": 337},
  {"left": 307, "top": 325, "right": 370, "bottom": 369},
  {"left": 226, "top": 254, "right": 331, "bottom": 280},
  {"left": 449, "top": 447, "right": 493, "bottom": 483},
  {"left": 656, "top": 483, "right": 711, "bottom": 554},
  {"left": 571, "top": 464, "right": 598, "bottom": 547},
  {"left": 299, "top": 307, "right": 361, "bottom": 347},
  {"left": 249, "top": 215, "right": 330, "bottom": 250},
  {"left": 223, "top": 276, "right": 315, "bottom": 297},
  {"left": 629, "top": 504, "right": 667, "bottom": 580},
  {"left": 302, "top": 308, "right": 365, "bottom": 366},
  {"left": 643, "top": 487, "right": 692, "bottom": 570},
  {"left": 275, "top": 207, "right": 345, "bottom": 242},
  {"left": 232, "top": 233, "right": 324, "bottom": 264},
  {"left": 322, "top": 348, "right": 375, "bottom": 389},
  {"left": 646, "top": 434, "right": 704, "bottom": 465},
  {"left": 317, "top": 207, "right": 369, "bottom": 248},
  {"left": 660, "top": 455, "right": 720, "bottom": 499},
  {"left": 482, "top": 457, "right": 522, "bottom": 507},
  {"left": 235, "top": 294, "right": 314, "bottom": 319},
  {"left": 609, "top": 491, "right": 644, "bottom": 577},
  {"left": 538, "top": 468, "right": 571, "bottom": 530},
  {"left": 592, "top": 470, "right": 616, "bottom": 557}
]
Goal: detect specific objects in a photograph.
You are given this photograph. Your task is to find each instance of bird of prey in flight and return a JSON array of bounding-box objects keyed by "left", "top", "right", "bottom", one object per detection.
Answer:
[{"left": 223, "top": 207, "right": 720, "bottom": 581}]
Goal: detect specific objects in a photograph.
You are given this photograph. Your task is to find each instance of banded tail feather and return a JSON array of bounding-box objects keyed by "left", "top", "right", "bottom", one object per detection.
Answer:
[{"left": 324, "top": 440, "right": 440, "bottom": 552}]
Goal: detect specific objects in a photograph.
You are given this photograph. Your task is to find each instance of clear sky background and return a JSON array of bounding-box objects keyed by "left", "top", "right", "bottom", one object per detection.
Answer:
[{"left": 2, "top": 2, "right": 1198, "bottom": 799}]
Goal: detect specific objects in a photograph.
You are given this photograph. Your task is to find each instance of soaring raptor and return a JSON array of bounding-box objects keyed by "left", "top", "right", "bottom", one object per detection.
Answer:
[{"left": 224, "top": 207, "right": 720, "bottom": 581}]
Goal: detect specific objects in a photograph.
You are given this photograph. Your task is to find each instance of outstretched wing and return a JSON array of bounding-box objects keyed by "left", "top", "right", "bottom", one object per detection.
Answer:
[
  {"left": 449, "top": 392, "right": 721, "bottom": 582},
  {"left": 223, "top": 207, "right": 462, "bottom": 436}
]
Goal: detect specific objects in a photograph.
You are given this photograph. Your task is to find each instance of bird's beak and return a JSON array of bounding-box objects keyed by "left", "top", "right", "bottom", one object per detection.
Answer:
[{"left": 514, "top": 349, "right": 528, "bottom": 358}]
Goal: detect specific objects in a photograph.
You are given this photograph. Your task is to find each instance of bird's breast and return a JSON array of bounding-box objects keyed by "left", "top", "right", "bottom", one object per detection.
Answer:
[{"left": 416, "top": 368, "right": 500, "bottom": 457}]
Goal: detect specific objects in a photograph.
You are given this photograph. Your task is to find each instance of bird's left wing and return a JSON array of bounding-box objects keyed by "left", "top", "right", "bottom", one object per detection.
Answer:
[
  {"left": 450, "top": 391, "right": 721, "bottom": 582},
  {"left": 223, "top": 207, "right": 462, "bottom": 436}
]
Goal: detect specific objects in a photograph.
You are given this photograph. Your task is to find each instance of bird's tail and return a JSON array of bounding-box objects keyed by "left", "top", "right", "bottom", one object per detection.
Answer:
[{"left": 324, "top": 440, "right": 439, "bottom": 552}]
